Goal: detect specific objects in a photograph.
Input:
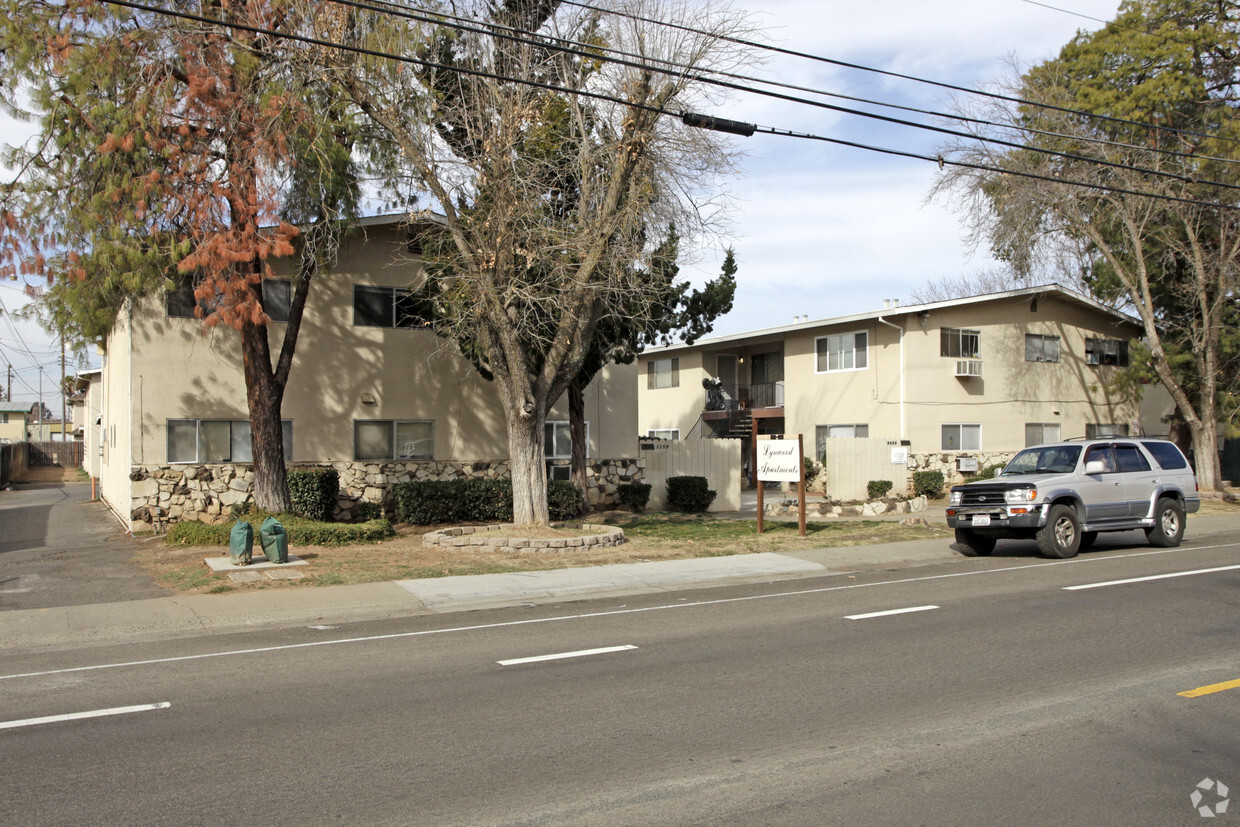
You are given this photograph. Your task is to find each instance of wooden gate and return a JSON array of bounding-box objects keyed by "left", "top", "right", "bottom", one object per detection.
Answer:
[
  {"left": 28, "top": 441, "right": 84, "bottom": 467},
  {"left": 639, "top": 438, "right": 741, "bottom": 512}
]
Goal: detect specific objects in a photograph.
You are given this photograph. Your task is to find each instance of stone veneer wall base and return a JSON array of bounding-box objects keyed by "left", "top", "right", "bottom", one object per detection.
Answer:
[{"left": 129, "top": 458, "right": 645, "bottom": 528}]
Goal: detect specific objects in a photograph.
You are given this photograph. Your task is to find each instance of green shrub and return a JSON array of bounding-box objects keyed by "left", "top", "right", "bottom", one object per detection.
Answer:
[
  {"left": 288, "top": 467, "right": 339, "bottom": 522},
  {"left": 394, "top": 478, "right": 514, "bottom": 525},
  {"left": 617, "top": 482, "right": 652, "bottom": 512},
  {"left": 867, "top": 480, "right": 894, "bottom": 500},
  {"left": 167, "top": 512, "right": 394, "bottom": 547},
  {"left": 354, "top": 501, "right": 383, "bottom": 522},
  {"left": 913, "top": 470, "right": 946, "bottom": 498},
  {"left": 666, "top": 475, "right": 716, "bottom": 513},
  {"left": 548, "top": 480, "right": 585, "bottom": 521},
  {"left": 975, "top": 463, "right": 1006, "bottom": 481}
]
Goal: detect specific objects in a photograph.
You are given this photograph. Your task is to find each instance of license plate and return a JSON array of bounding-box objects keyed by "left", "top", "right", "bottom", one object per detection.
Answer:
[{"left": 971, "top": 515, "right": 991, "bottom": 527}]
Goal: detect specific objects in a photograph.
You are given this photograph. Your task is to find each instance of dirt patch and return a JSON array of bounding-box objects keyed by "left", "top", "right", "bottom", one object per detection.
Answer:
[{"left": 133, "top": 514, "right": 951, "bottom": 596}]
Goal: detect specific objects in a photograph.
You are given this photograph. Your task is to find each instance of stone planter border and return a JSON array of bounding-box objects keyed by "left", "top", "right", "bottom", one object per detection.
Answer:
[{"left": 422, "top": 522, "right": 626, "bottom": 553}]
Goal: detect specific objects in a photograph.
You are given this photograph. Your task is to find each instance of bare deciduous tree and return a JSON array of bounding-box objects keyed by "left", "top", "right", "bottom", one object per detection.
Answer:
[{"left": 333, "top": 0, "right": 756, "bottom": 524}]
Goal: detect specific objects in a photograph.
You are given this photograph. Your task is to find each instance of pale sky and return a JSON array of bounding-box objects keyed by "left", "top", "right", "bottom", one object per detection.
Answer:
[{"left": 0, "top": 0, "right": 1121, "bottom": 407}]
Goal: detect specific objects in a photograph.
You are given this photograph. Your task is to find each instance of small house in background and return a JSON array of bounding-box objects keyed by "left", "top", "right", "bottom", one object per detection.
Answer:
[{"left": 0, "top": 402, "right": 31, "bottom": 444}]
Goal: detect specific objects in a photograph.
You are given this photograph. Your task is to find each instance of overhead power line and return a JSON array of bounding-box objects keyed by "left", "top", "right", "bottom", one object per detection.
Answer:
[
  {"left": 561, "top": 0, "right": 1240, "bottom": 149},
  {"left": 352, "top": 0, "right": 1240, "bottom": 177},
  {"left": 88, "top": 0, "right": 1240, "bottom": 212}
]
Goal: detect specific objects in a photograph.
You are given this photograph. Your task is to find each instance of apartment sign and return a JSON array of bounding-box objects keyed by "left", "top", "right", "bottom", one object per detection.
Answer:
[{"left": 757, "top": 439, "right": 802, "bottom": 482}]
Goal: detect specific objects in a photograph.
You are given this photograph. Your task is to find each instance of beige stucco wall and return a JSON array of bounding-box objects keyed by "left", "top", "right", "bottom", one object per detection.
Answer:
[
  {"left": 105, "top": 222, "right": 637, "bottom": 512},
  {"left": 0, "top": 412, "right": 26, "bottom": 443},
  {"left": 638, "top": 291, "right": 1143, "bottom": 462},
  {"left": 100, "top": 308, "right": 135, "bottom": 526}
]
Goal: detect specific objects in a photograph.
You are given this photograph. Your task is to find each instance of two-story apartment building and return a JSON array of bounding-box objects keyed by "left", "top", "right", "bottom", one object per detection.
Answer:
[
  {"left": 96, "top": 215, "right": 638, "bottom": 530},
  {"left": 637, "top": 285, "right": 1151, "bottom": 493}
]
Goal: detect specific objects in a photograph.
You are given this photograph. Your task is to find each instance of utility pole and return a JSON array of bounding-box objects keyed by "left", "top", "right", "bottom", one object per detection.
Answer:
[{"left": 60, "top": 330, "right": 67, "bottom": 441}]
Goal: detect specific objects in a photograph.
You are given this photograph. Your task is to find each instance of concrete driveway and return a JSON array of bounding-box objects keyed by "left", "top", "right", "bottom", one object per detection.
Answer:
[{"left": 0, "top": 467, "right": 170, "bottom": 611}]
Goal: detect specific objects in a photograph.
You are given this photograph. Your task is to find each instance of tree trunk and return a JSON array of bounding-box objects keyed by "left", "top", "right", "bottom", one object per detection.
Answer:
[
  {"left": 241, "top": 319, "right": 290, "bottom": 512},
  {"left": 569, "top": 378, "right": 591, "bottom": 514},
  {"left": 507, "top": 406, "right": 549, "bottom": 526}
]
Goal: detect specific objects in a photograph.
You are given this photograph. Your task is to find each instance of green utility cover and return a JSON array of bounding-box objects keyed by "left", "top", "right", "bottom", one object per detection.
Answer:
[
  {"left": 229, "top": 520, "right": 253, "bottom": 566},
  {"left": 259, "top": 516, "right": 289, "bottom": 564}
]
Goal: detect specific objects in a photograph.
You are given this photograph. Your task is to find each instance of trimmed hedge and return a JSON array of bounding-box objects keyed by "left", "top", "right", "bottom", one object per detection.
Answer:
[
  {"left": 912, "top": 470, "right": 946, "bottom": 498},
  {"left": 974, "top": 463, "right": 1006, "bottom": 481},
  {"left": 666, "top": 475, "right": 716, "bottom": 513},
  {"left": 395, "top": 479, "right": 513, "bottom": 525},
  {"left": 393, "top": 478, "right": 586, "bottom": 525},
  {"left": 288, "top": 467, "right": 340, "bottom": 522},
  {"left": 548, "top": 480, "right": 585, "bottom": 521},
  {"left": 617, "top": 482, "right": 652, "bottom": 512},
  {"left": 867, "top": 480, "right": 894, "bottom": 500},
  {"left": 167, "top": 512, "right": 394, "bottom": 547}
]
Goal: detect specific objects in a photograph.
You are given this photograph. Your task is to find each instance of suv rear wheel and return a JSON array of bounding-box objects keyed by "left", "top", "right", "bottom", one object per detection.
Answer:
[
  {"left": 1037, "top": 504, "right": 1082, "bottom": 559},
  {"left": 1146, "top": 498, "right": 1186, "bottom": 548},
  {"left": 954, "top": 528, "right": 996, "bottom": 557}
]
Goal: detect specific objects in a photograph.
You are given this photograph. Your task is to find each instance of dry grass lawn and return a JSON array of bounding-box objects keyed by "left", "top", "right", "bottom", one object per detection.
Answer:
[{"left": 137, "top": 512, "right": 955, "bottom": 595}]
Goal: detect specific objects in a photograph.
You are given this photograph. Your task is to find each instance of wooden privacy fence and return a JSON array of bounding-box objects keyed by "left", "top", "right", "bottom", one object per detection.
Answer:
[
  {"left": 819, "top": 438, "right": 909, "bottom": 501},
  {"left": 1, "top": 442, "right": 30, "bottom": 487},
  {"left": 639, "top": 438, "right": 741, "bottom": 512},
  {"left": 29, "top": 441, "right": 84, "bottom": 468}
]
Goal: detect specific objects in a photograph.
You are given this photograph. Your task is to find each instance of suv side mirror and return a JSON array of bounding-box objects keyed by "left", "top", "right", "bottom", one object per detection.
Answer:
[{"left": 1085, "top": 459, "right": 1106, "bottom": 475}]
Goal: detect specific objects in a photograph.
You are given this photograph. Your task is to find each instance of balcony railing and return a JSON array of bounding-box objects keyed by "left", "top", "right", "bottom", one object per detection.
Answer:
[{"left": 704, "top": 381, "right": 784, "bottom": 412}]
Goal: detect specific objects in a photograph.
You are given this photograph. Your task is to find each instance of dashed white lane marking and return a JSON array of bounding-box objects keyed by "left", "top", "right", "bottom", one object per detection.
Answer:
[
  {"left": 0, "top": 702, "right": 171, "bottom": 731},
  {"left": 498, "top": 645, "right": 638, "bottom": 666},
  {"left": 4, "top": 541, "right": 1239, "bottom": 683},
  {"left": 845, "top": 605, "right": 940, "bottom": 620},
  {"left": 1064, "top": 564, "right": 1240, "bottom": 591}
]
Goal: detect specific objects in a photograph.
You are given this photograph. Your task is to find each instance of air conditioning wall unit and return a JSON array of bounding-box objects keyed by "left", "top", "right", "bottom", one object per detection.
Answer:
[{"left": 955, "top": 359, "right": 984, "bottom": 377}]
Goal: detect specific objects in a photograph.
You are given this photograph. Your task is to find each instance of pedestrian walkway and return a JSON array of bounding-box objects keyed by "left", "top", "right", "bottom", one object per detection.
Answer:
[{"left": 0, "top": 530, "right": 962, "bottom": 652}]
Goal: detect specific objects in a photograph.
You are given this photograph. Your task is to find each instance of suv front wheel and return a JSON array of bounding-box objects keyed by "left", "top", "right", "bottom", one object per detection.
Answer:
[
  {"left": 954, "top": 528, "right": 996, "bottom": 557},
  {"left": 1146, "top": 498, "right": 1186, "bottom": 548},
  {"left": 1037, "top": 504, "right": 1082, "bottom": 559}
]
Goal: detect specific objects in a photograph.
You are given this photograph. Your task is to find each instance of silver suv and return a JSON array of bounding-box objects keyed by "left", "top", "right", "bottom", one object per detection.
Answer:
[{"left": 946, "top": 438, "right": 1200, "bottom": 558}]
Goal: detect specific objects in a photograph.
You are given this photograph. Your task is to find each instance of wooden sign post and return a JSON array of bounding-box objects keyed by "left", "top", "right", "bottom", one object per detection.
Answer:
[{"left": 756, "top": 436, "right": 807, "bottom": 537}]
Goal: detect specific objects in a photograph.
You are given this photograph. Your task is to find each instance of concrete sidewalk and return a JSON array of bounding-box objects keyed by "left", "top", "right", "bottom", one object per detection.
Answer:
[{"left": 0, "top": 534, "right": 960, "bottom": 652}]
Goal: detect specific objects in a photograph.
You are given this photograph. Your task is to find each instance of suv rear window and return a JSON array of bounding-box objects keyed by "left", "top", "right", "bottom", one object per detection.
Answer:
[{"left": 1141, "top": 440, "right": 1189, "bottom": 470}]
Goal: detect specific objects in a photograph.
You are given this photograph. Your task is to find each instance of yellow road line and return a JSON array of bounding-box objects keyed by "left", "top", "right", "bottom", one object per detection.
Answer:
[{"left": 1179, "top": 679, "right": 1240, "bottom": 698}]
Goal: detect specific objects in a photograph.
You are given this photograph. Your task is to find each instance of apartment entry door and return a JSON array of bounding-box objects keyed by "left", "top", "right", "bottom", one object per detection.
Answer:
[{"left": 716, "top": 354, "right": 739, "bottom": 401}]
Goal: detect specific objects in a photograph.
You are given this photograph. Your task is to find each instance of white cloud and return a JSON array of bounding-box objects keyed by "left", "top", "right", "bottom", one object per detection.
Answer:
[{"left": 0, "top": 0, "right": 1123, "bottom": 389}]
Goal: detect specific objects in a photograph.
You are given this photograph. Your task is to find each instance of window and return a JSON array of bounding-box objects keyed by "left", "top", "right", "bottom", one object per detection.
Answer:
[
  {"left": 1025, "top": 334, "right": 1060, "bottom": 363},
  {"left": 1025, "top": 423, "right": 1061, "bottom": 446},
  {"left": 646, "top": 429, "right": 680, "bottom": 440},
  {"left": 544, "top": 421, "right": 588, "bottom": 459},
  {"left": 1142, "top": 441, "right": 1189, "bottom": 470},
  {"left": 353, "top": 285, "right": 431, "bottom": 329},
  {"left": 942, "top": 423, "right": 981, "bottom": 451},
  {"left": 546, "top": 421, "right": 587, "bottom": 480},
  {"left": 815, "top": 331, "right": 868, "bottom": 372},
  {"left": 165, "top": 283, "right": 198, "bottom": 318},
  {"left": 1115, "top": 444, "right": 1151, "bottom": 473},
  {"left": 647, "top": 357, "right": 679, "bottom": 389},
  {"left": 1085, "top": 338, "right": 1129, "bottom": 366},
  {"left": 1086, "top": 423, "right": 1131, "bottom": 438},
  {"left": 941, "top": 328, "right": 980, "bottom": 358},
  {"left": 263, "top": 279, "right": 291, "bottom": 323},
  {"left": 354, "top": 420, "right": 434, "bottom": 460},
  {"left": 167, "top": 419, "right": 292, "bottom": 464}
]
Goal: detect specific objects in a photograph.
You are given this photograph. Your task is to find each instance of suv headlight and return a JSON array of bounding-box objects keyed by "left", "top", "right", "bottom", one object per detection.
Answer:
[
  {"left": 949, "top": 490, "right": 963, "bottom": 506},
  {"left": 1005, "top": 488, "right": 1037, "bottom": 505}
]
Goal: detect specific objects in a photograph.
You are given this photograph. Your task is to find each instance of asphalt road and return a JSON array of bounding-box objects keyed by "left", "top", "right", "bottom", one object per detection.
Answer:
[
  {"left": 0, "top": 476, "right": 169, "bottom": 610},
  {"left": 3, "top": 522, "right": 1240, "bottom": 825}
]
